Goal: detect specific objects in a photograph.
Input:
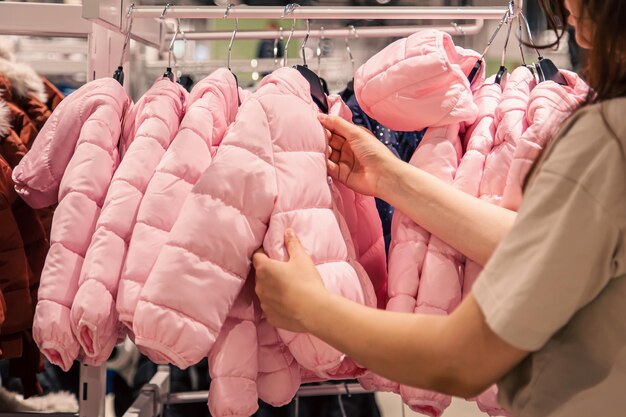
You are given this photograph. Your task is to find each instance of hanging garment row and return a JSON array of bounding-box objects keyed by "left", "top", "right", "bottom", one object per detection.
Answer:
[
  {"left": 0, "top": 43, "right": 65, "bottom": 398},
  {"left": 12, "top": 18, "right": 588, "bottom": 417}
]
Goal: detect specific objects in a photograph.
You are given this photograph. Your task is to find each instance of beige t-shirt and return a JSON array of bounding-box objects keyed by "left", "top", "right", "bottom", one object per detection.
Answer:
[{"left": 473, "top": 97, "right": 626, "bottom": 417}]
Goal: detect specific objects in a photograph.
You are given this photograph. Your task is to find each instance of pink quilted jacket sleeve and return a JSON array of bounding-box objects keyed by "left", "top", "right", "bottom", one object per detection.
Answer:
[
  {"left": 69, "top": 79, "right": 187, "bottom": 366},
  {"left": 207, "top": 276, "right": 260, "bottom": 417},
  {"left": 501, "top": 71, "right": 589, "bottom": 211},
  {"left": 12, "top": 78, "right": 131, "bottom": 371},
  {"left": 117, "top": 69, "right": 239, "bottom": 337}
]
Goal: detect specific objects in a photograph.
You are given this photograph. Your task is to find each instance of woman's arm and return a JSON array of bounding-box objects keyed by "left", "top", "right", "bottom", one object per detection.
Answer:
[
  {"left": 380, "top": 161, "right": 516, "bottom": 266},
  {"left": 320, "top": 114, "right": 516, "bottom": 266},
  {"left": 253, "top": 231, "right": 528, "bottom": 397}
]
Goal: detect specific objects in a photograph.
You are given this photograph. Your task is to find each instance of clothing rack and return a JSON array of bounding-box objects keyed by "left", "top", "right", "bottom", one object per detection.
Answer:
[
  {"left": 168, "top": 22, "right": 484, "bottom": 42},
  {"left": 1, "top": 2, "right": 517, "bottom": 416},
  {"left": 123, "top": 366, "right": 373, "bottom": 417},
  {"left": 128, "top": 5, "right": 505, "bottom": 20}
]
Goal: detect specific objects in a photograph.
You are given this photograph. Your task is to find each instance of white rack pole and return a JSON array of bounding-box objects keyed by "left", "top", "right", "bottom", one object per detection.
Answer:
[
  {"left": 131, "top": 6, "right": 506, "bottom": 20},
  {"left": 174, "top": 21, "right": 484, "bottom": 42},
  {"left": 0, "top": 2, "right": 91, "bottom": 37}
]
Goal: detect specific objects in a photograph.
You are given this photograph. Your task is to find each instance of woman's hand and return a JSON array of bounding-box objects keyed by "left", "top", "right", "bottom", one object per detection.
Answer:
[
  {"left": 253, "top": 229, "right": 328, "bottom": 333},
  {"left": 319, "top": 114, "right": 397, "bottom": 197}
]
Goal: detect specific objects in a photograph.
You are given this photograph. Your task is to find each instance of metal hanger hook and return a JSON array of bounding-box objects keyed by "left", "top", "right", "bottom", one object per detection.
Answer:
[
  {"left": 316, "top": 26, "right": 324, "bottom": 71},
  {"left": 519, "top": 11, "right": 541, "bottom": 58},
  {"left": 345, "top": 25, "right": 357, "bottom": 74},
  {"left": 119, "top": 3, "right": 135, "bottom": 68},
  {"left": 500, "top": 10, "right": 514, "bottom": 68},
  {"left": 300, "top": 19, "right": 311, "bottom": 67},
  {"left": 282, "top": 3, "right": 300, "bottom": 67},
  {"left": 274, "top": 24, "right": 284, "bottom": 67},
  {"left": 168, "top": 18, "right": 181, "bottom": 71},
  {"left": 224, "top": 3, "right": 238, "bottom": 71},
  {"left": 477, "top": 5, "right": 511, "bottom": 60}
]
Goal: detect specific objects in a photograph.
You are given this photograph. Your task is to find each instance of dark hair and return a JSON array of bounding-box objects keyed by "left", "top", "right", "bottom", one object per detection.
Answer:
[{"left": 538, "top": 0, "right": 626, "bottom": 100}]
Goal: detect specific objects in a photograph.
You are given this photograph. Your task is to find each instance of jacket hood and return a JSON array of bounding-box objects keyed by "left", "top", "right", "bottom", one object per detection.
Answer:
[
  {"left": 0, "top": 58, "right": 47, "bottom": 103},
  {"left": 354, "top": 29, "right": 482, "bottom": 131},
  {"left": 0, "top": 100, "right": 10, "bottom": 137}
]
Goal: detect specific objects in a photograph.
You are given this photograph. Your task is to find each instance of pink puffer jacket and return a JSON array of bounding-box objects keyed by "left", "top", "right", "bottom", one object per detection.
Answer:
[
  {"left": 12, "top": 78, "right": 131, "bottom": 371},
  {"left": 463, "top": 67, "right": 536, "bottom": 310},
  {"left": 354, "top": 30, "right": 480, "bottom": 404},
  {"left": 457, "top": 80, "right": 508, "bottom": 417},
  {"left": 133, "top": 68, "right": 366, "bottom": 374},
  {"left": 116, "top": 69, "right": 240, "bottom": 339},
  {"left": 501, "top": 70, "right": 589, "bottom": 210},
  {"left": 70, "top": 78, "right": 187, "bottom": 366},
  {"left": 207, "top": 93, "right": 385, "bottom": 417}
]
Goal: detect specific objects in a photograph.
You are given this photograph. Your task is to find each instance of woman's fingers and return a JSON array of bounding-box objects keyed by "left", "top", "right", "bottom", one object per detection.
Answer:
[
  {"left": 318, "top": 113, "right": 359, "bottom": 139},
  {"left": 330, "top": 149, "right": 341, "bottom": 164},
  {"left": 329, "top": 133, "right": 346, "bottom": 152}
]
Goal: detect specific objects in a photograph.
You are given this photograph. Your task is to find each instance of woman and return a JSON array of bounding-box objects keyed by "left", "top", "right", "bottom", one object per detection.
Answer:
[{"left": 253, "top": 0, "right": 626, "bottom": 415}]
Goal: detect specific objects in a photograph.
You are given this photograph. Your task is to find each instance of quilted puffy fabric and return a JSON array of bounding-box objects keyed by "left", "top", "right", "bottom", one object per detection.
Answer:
[
  {"left": 354, "top": 30, "right": 480, "bottom": 132},
  {"left": 501, "top": 70, "right": 589, "bottom": 211},
  {"left": 454, "top": 80, "right": 509, "bottom": 417},
  {"left": 70, "top": 79, "right": 187, "bottom": 366},
  {"left": 478, "top": 67, "right": 536, "bottom": 206},
  {"left": 117, "top": 69, "right": 240, "bottom": 339},
  {"left": 207, "top": 93, "right": 386, "bottom": 417},
  {"left": 462, "top": 68, "right": 536, "bottom": 305},
  {"left": 208, "top": 276, "right": 260, "bottom": 417},
  {"left": 133, "top": 68, "right": 366, "bottom": 375},
  {"left": 354, "top": 31, "right": 481, "bottom": 405},
  {"left": 13, "top": 78, "right": 131, "bottom": 371},
  {"left": 326, "top": 94, "right": 387, "bottom": 309}
]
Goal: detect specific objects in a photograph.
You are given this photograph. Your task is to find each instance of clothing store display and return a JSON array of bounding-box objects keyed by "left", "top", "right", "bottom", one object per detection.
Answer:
[
  {"left": 473, "top": 97, "right": 626, "bottom": 417},
  {"left": 117, "top": 69, "right": 241, "bottom": 340},
  {"left": 15, "top": 77, "right": 132, "bottom": 372},
  {"left": 7, "top": 4, "right": 606, "bottom": 412},
  {"left": 70, "top": 78, "right": 188, "bottom": 366}
]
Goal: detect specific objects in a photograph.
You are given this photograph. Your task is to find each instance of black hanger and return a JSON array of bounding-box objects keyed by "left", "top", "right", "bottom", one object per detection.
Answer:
[
  {"left": 294, "top": 64, "right": 329, "bottom": 113},
  {"left": 178, "top": 74, "right": 195, "bottom": 92},
  {"left": 535, "top": 57, "right": 568, "bottom": 85}
]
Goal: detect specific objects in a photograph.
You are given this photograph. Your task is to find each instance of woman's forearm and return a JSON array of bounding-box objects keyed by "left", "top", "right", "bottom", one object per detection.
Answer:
[
  {"left": 303, "top": 292, "right": 522, "bottom": 397},
  {"left": 377, "top": 161, "right": 517, "bottom": 266}
]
